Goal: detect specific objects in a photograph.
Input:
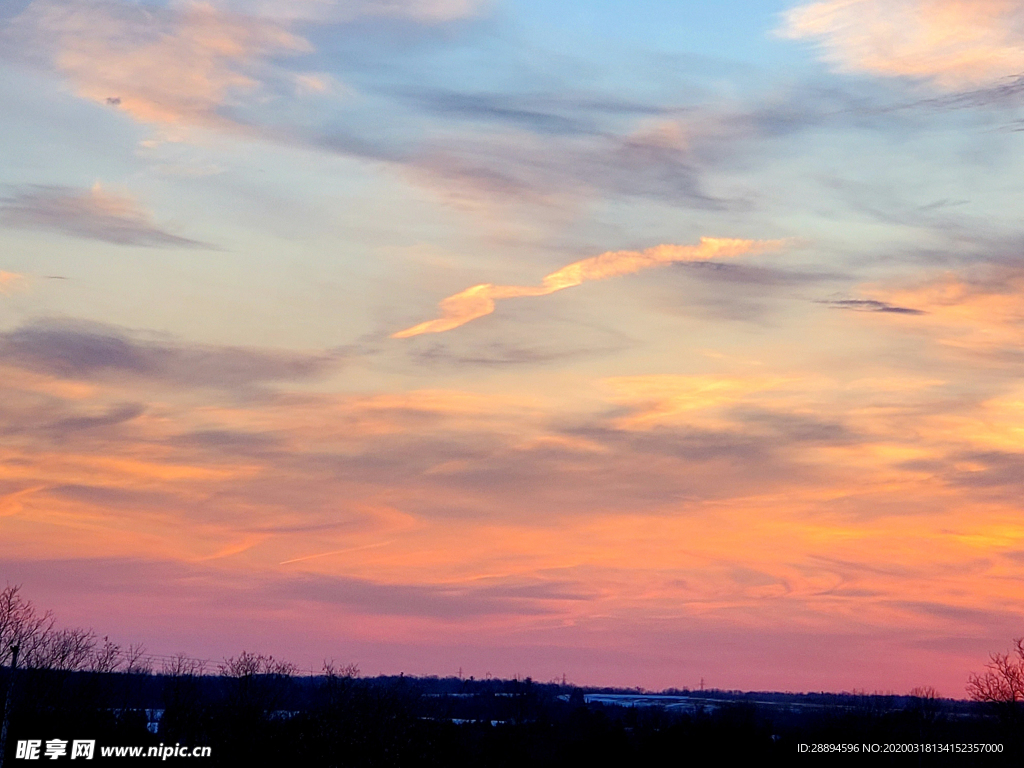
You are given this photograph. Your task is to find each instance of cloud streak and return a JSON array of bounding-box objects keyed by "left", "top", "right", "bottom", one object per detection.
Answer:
[
  {"left": 820, "top": 298, "right": 925, "bottom": 315},
  {"left": 0, "top": 319, "right": 339, "bottom": 388},
  {"left": 0, "top": 184, "right": 207, "bottom": 247},
  {"left": 393, "top": 237, "right": 783, "bottom": 338},
  {"left": 409, "top": 117, "right": 749, "bottom": 210}
]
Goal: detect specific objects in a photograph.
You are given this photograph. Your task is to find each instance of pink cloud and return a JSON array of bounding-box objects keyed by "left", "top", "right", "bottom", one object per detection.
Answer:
[
  {"left": 10, "top": 0, "right": 311, "bottom": 129},
  {"left": 7, "top": 0, "right": 488, "bottom": 133},
  {"left": 780, "top": 0, "right": 1024, "bottom": 89}
]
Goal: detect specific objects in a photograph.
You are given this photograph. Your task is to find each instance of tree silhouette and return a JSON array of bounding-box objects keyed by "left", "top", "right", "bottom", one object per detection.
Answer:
[
  {"left": 967, "top": 635, "right": 1024, "bottom": 745},
  {"left": 0, "top": 586, "right": 110, "bottom": 672},
  {"left": 967, "top": 637, "right": 1024, "bottom": 705},
  {"left": 0, "top": 585, "right": 56, "bottom": 668}
]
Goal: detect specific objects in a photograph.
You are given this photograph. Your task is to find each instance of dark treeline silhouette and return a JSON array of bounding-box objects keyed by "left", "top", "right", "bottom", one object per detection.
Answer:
[
  {"left": 3, "top": 668, "right": 1021, "bottom": 765},
  {"left": 2, "top": 586, "right": 1022, "bottom": 765}
]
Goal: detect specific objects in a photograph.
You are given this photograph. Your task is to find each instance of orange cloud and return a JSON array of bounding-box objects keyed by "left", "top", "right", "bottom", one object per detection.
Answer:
[
  {"left": 0, "top": 271, "right": 26, "bottom": 294},
  {"left": 393, "top": 237, "right": 783, "bottom": 337},
  {"left": 0, "top": 486, "right": 45, "bottom": 518},
  {"left": 603, "top": 374, "right": 795, "bottom": 429},
  {"left": 5, "top": 317, "right": 1024, "bottom": 691},
  {"left": 863, "top": 270, "right": 1024, "bottom": 353},
  {"left": 0, "top": 365, "right": 98, "bottom": 399},
  {"left": 780, "top": 0, "right": 1024, "bottom": 89}
]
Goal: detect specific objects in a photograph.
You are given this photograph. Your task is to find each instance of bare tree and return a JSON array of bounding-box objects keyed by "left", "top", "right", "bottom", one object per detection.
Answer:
[
  {"left": 123, "top": 644, "right": 152, "bottom": 675},
  {"left": 0, "top": 585, "right": 55, "bottom": 666},
  {"left": 90, "top": 636, "right": 121, "bottom": 674},
  {"left": 28, "top": 627, "right": 98, "bottom": 672},
  {"left": 220, "top": 651, "right": 297, "bottom": 679},
  {"left": 322, "top": 659, "right": 359, "bottom": 680},
  {"left": 0, "top": 586, "right": 125, "bottom": 673},
  {"left": 967, "top": 637, "right": 1024, "bottom": 711},
  {"left": 162, "top": 653, "right": 207, "bottom": 678}
]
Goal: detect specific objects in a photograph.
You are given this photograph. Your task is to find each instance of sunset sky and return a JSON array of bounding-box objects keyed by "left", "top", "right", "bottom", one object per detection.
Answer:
[{"left": 3, "top": 0, "right": 1024, "bottom": 695}]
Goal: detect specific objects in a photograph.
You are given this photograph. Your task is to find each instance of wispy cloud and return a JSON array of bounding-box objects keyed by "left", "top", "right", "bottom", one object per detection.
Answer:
[
  {"left": 4, "top": 0, "right": 487, "bottom": 136},
  {"left": 217, "top": 0, "right": 487, "bottom": 23},
  {"left": 820, "top": 298, "right": 925, "bottom": 315},
  {"left": 399, "top": 84, "right": 962, "bottom": 213},
  {"left": 410, "top": 117, "right": 744, "bottom": 210},
  {"left": 395, "top": 87, "right": 667, "bottom": 136},
  {"left": 780, "top": 0, "right": 1024, "bottom": 90},
  {"left": 411, "top": 338, "right": 629, "bottom": 368},
  {"left": 602, "top": 374, "right": 796, "bottom": 430},
  {"left": 0, "top": 319, "right": 339, "bottom": 388},
  {"left": 0, "top": 184, "right": 207, "bottom": 247},
  {"left": 393, "top": 237, "right": 784, "bottom": 337},
  {"left": 6, "top": 0, "right": 311, "bottom": 130},
  {"left": 283, "top": 571, "right": 583, "bottom": 618}
]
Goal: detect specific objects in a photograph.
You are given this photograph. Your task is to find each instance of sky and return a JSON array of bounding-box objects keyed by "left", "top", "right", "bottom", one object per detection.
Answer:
[{"left": 2, "top": 0, "right": 1024, "bottom": 695}]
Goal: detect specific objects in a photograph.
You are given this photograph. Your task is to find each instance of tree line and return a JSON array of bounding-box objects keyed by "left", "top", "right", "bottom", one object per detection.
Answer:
[{"left": 2, "top": 585, "right": 1022, "bottom": 765}]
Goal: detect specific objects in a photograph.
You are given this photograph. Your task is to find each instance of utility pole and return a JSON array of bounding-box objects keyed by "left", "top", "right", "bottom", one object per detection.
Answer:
[{"left": 0, "top": 644, "right": 21, "bottom": 768}]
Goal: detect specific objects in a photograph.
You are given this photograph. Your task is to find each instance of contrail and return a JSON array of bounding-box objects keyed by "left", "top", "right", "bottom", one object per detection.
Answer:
[
  {"left": 278, "top": 540, "right": 394, "bottom": 565},
  {"left": 392, "top": 237, "right": 784, "bottom": 338}
]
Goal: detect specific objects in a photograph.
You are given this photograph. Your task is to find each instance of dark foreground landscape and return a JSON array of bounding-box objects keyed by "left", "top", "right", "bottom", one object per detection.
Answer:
[{"left": 2, "top": 661, "right": 1021, "bottom": 766}]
